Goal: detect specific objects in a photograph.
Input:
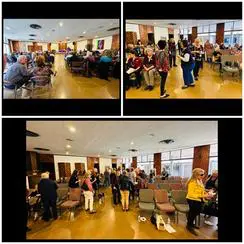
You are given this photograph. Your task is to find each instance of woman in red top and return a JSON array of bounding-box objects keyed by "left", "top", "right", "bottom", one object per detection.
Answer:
[{"left": 125, "top": 50, "right": 142, "bottom": 89}]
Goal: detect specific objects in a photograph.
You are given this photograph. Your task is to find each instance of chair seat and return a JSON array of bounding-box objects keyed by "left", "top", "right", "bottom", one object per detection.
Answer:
[
  {"left": 139, "top": 202, "right": 155, "bottom": 211},
  {"left": 223, "top": 66, "right": 239, "bottom": 72},
  {"left": 61, "top": 200, "right": 79, "bottom": 208},
  {"left": 156, "top": 203, "right": 175, "bottom": 212},
  {"left": 174, "top": 203, "right": 189, "bottom": 213}
]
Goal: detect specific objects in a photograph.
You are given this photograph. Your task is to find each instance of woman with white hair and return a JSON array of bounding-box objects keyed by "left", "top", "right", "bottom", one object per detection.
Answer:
[
  {"left": 143, "top": 47, "right": 156, "bottom": 91},
  {"left": 186, "top": 168, "right": 214, "bottom": 235},
  {"left": 192, "top": 38, "right": 204, "bottom": 81},
  {"left": 81, "top": 171, "right": 96, "bottom": 214},
  {"left": 38, "top": 172, "right": 58, "bottom": 221}
]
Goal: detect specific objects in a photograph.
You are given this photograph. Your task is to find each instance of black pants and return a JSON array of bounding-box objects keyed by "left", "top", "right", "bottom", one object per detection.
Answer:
[
  {"left": 42, "top": 199, "right": 57, "bottom": 221},
  {"left": 112, "top": 185, "right": 121, "bottom": 204},
  {"left": 98, "top": 62, "right": 110, "bottom": 80},
  {"left": 159, "top": 71, "right": 168, "bottom": 96},
  {"left": 193, "top": 60, "right": 201, "bottom": 78},
  {"left": 169, "top": 55, "right": 176, "bottom": 67},
  {"left": 125, "top": 71, "right": 141, "bottom": 89},
  {"left": 133, "top": 71, "right": 141, "bottom": 87},
  {"left": 129, "top": 184, "right": 135, "bottom": 200},
  {"left": 187, "top": 199, "right": 202, "bottom": 227}
]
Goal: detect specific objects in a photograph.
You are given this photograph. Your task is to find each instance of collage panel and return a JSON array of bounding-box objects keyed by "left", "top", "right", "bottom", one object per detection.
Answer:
[
  {"left": 2, "top": 2, "right": 121, "bottom": 115},
  {"left": 123, "top": 2, "right": 242, "bottom": 115},
  {"left": 2, "top": 118, "right": 243, "bottom": 241}
]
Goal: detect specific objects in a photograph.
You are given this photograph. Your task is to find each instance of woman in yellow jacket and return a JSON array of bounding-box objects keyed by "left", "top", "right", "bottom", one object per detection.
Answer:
[{"left": 186, "top": 168, "right": 213, "bottom": 235}]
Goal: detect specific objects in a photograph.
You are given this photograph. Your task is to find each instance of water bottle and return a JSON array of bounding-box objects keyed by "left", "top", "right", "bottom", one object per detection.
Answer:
[
  {"left": 138, "top": 215, "right": 141, "bottom": 222},
  {"left": 167, "top": 217, "right": 170, "bottom": 225}
]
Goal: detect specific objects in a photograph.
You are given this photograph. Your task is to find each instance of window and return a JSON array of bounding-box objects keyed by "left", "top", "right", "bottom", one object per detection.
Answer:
[
  {"left": 170, "top": 150, "right": 181, "bottom": 159},
  {"left": 225, "top": 22, "right": 234, "bottom": 31},
  {"left": 224, "top": 21, "right": 242, "bottom": 46},
  {"left": 198, "top": 26, "right": 203, "bottom": 33},
  {"left": 203, "top": 25, "right": 209, "bottom": 33},
  {"left": 148, "top": 154, "right": 154, "bottom": 162},
  {"left": 210, "top": 144, "right": 218, "bottom": 156},
  {"left": 188, "top": 28, "right": 192, "bottom": 34},
  {"left": 137, "top": 155, "right": 142, "bottom": 163},
  {"left": 161, "top": 152, "right": 170, "bottom": 160},
  {"left": 142, "top": 155, "right": 147, "bottom": 163},
  {"left": 181, "top": 148, "right": 194, "bottom": 158},
  {"left": 209, "top": 143, "right": 218, "bottom": 175},
  {"left": 209, "top": 24, "right": 216, "bottom": 32},
  {"left": 234, "top": 20, "right": 242, "bottom": 30},
  {"left": 209, "top": 33, "right": 216, "bottom": 44},
  {"left": 183, "top": 29, "right": 188, "bottom": 35}
]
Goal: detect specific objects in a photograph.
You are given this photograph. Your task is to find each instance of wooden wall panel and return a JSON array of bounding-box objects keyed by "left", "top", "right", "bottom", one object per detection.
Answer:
[
  {"left": 139, "top": 25, "right": 148, "bottom": 46},
  {"left": 87, "top": 39, "right": 93, "bottom": 51},
  {"left": 39, "top": 154, "right": 54, "bottom": 163},
  {"left": 126, "top": 32, "right": 137, "bottom": 45},
  {"left": 131, "top": 157, "right": 137, "bottom": 168},
  {"left": 154, "top": 153, "right": 161, "bottom": 175},
  {"left": 12, "top": 41, "right": 20, "bottom": 52},
  {"left": 192, "top": 27, "right": 197, "bottom": 43},
  {"left": 216, "top": 23, "right": 224, "bottom": 44},
  {"left": 73, "top": 42, "right": 77, "bottom": 52},
  {"left": 87, "top": 157, "right": 99, "bottom": 170},
  {"left": 48, "top": 43, "right": 51, "bottom": 51},
  {"left": 112, "top": 34, "right": 120, "bottom": 50},
  {"left": 193, "top": 145, "right": 210, "bottom": 181},
  {"left": 30, "top": 152, "right": 37, "bottom": 171},
  {"left": 58, "top": 162, "right": 71, "bottom": 178},
  {"left": 147, "top": 25, "right": 154, "bottom": 33},
  {"left": 75, "top": 163, "right": 85, "bottom": 171}
]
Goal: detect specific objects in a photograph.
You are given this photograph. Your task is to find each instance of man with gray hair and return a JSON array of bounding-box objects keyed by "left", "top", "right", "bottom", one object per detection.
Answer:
[{"left": 4, "top": 55, "right": 29, "bottom": 89}]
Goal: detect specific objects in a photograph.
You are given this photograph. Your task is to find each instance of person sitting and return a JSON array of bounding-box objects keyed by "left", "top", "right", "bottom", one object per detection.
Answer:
[
  {"left": 4, "top": 55, "right": 29, "bottom": 89},
  {"left": 125, "top": 49, "right": 142, "bottom": 90},
  {"left": 98, "top": 50, "right": 113, "bottom": 81},
  {"left": 69, "top": 52, "right": 83, "bottom": 62},
  {"left": 212, "top": 46, "right": 222, "bottom": 71},
  {"left": 143, "top": 47, "right": 156, "bottom": 91},
  {"left": 161, "top": 168, "right": 169, "bottom": 180},
  {"left": 205, "top": 170, "right": 218, "bottom": 192}
]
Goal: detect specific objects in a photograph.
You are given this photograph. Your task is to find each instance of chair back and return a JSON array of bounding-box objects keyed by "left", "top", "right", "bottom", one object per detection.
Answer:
[
  {"left": 171, "top": 190, "right": 187, "bottom": 204},
  {"left": 71, "top": 61, "right": 82, "bottom": 67},
  {"left": 170, "top": 183, "right": 183, "bottom": 191},
  {"left": 221, "top": 55, "right": 241, "bottom": 66},
  {"left": 154, "top": 189, "right": 169, "bottom": 203},
  {"left": 220, "top": 49, "right": 231, "bottom": 55},
  {"left": 69, "top": 188, "right": 81, "bottom": 201},
  {"left": 57, "top": 188, "right": 69, "bottom": 201},
  {"left": 158, "top": 183, "right": 170, "bottom": 191},
  {"left": 139, "top": 189, "right": 154, "bottom": 203},
  {"left": 148, "top": 183, "right": 157, "bottom": 190}
]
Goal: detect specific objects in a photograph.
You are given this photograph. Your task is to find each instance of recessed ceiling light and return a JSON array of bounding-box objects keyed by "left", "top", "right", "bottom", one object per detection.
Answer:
[
  {"left": 109, "top": 149, "right": 112, "bottom": 153},
  {"left": 66, "top": 37, "right": 70, "bottom": 39},
  {"left": 59, "top": 22, "right": 63, "bottom": 27},
  {"left": 83, "top": 31, "right": 86, "bottom": 34},
  {"left": 95, "top": 35, "right": 98, "bottom": 38},
  {"left": 130, "top": 141, "right": 134, "bottom": 145},
  {"left": 66, "top": 151, "right": 69, "bottom": 155},
  {"left": 66, "top": 144, "right": 71, "bottom": 148},
  {"left": 98, "top": 154, "right": 100, "bottom": 157},
  {"left": 5, "top": 26, "right": 10, "bottom": 30},
  {"left": 69, "top": 126, "right": 76, "bottom": 133}
]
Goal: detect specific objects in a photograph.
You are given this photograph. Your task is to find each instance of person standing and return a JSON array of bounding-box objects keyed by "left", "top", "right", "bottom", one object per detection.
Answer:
[
  {"left": 155, "top": 40, "right": 170, "bottom": 98},
  {"left": 204, "top": 40, "right": 213, "bottom": 63},
  {"left": 161, "top": 168, "right": 169, "bottom": 180},
  {"left": 119, "top": 171, "right": 132, "bottom": 211},
  {"left": 38, "top": 172, "right": 58, "bottom": 221},
  {"left": 168, "top": 38, "right": 177, "bottom": 68},
  {"left": 192, "top": 38, "right": 204, "bottom": 81},
  {"left": 178, "top": 40, "right": 195, "bottom": 89},
  {"left": 81, "top": 171, "right": 96, "bottom": 214},
  {"left": 186, "top": 168, "right": 213, "bottom": 235},
  {"left": 104, "top": 168, "right": 110, "bottom": 187},
  {"left": 143, "top": 47, "right": 156, "bottom": 91},
  {"left": 110, "top": 169, "right": 121, "bottom": 205},
  {"left": 68, "top": 169, "right": 80, "bottom": 188}
]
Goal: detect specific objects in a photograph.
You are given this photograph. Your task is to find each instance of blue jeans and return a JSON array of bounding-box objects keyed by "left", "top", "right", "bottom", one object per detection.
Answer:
[{"left": 182, "top": 62, "right": 194, "bottom": 86}]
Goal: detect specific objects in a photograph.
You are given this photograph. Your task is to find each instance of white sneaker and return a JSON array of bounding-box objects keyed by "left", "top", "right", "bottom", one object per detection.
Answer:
[{"left": 204, "top": 220, "right": 214, "bottom": 226}]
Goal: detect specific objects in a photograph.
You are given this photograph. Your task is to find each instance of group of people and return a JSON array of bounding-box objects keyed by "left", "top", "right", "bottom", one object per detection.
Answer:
[
  {"left": 4, "top": 50, "right": 56, "bottom": 97},
  {"left": 125, "top": 37, "right": 242, "bottom": 97},
  {"left": 64, "top": 48, "right": 120, "bottom": 80}
]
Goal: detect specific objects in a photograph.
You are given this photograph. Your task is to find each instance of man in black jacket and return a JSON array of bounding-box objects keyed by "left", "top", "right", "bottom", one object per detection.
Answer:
[{"left": 38, "top": 172, "right": 58, "bottom": 221}]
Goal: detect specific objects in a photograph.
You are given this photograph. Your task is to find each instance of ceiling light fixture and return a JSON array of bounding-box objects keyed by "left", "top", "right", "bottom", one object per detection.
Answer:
[
  {"left": 5, "top": 26, "right": 10, "bottom": 30},
  {"left": 66, "top": 144, "right": 71, "bottom": 149},
  {"left": 130, "top": 141, "right": 134, "bottom": 145},
  {"left": 95, "top": 35, "right": 98, "bottom": 38},
  {"left": 30, "top": 24, "right": 42, "bottom": 29},
  {"left": 83, "top": 31, "right": 86, "bottom": 34},
  {"left": 59, "top": 22, "right": 63, "bottom": 27},
  {"left": 109, "top": 149, "right": 112, "bottom": 153},
  {"left": 66, "top": 151, "right": 69, "bottom": 155},
  {"left": 69, "top": 126, "right": 76, "bottom": 133}
]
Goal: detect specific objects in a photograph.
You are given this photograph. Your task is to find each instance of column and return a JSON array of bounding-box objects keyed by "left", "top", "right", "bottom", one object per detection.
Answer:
[
  {"left": 216, "top": 23, "right": 224, "bottom": 45},
  {"left": 131, "top": 156, "right": 137, "bottom": 168},
  {"left": 139, "top": 24, "right": 148, "bottom": 45},
  {"left": 30, "top": 151, "right": 37, "bottom": 171},
  {"left": 87, "top": 39, "right": 93, "bottom": 51},
  {"left": 192, "top": 27, "right": 197, "bottom": 42},
  {"left": 111, "top": 34, "right": 119, "bottom": 50},
  {"left": 73, "top": 41, "right": 77, "bottom": 52},
  {"left": 154, "top": 153, "right": 161, "bottom": 175},
  {"left": 126, "top": 32, "right": 137, "bottom": 45},
  {"left": 193, "top": 145, "right": 210, "bottom": 181}
]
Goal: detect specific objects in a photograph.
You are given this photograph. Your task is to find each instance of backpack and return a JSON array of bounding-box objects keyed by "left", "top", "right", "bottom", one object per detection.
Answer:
[
  {"left": 81, "top": 180, "right": 89, "bottom": 191},
  {"left": 120, "top": 177, "right": 131, "bottom": 191},
  {"left": 155, "top": 50, "right": 169, "bottom": 72}
]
